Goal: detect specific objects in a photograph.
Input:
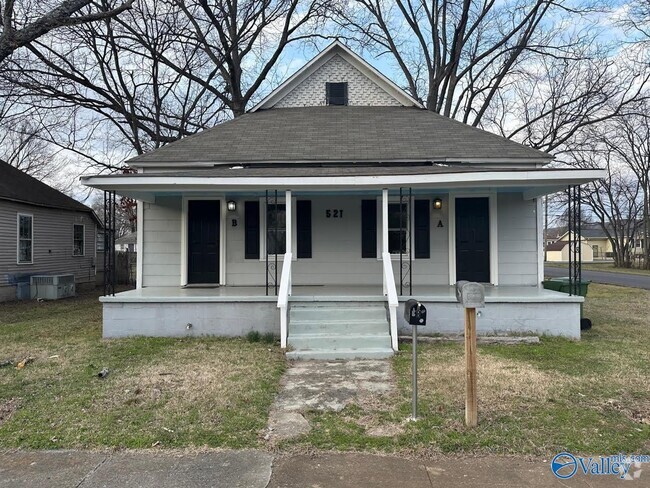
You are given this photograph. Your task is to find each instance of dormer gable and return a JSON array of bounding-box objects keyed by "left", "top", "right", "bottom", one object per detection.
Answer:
[{"left": 251, "top": 41, "right": 422, "bottom": 111}]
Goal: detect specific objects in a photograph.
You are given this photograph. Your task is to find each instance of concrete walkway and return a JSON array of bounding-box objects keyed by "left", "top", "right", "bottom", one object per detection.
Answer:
[
  {"left": 0, "top": 450, "right": 640, "bottom": 487},
  {"left": 266, "top": 360, "right": 394, "bottom": 442}
]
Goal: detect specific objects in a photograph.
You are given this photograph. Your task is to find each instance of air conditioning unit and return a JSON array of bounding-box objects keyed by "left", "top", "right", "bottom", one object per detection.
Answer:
[{"left": 30, "top": 274, "right": 76, "bottom": 300}]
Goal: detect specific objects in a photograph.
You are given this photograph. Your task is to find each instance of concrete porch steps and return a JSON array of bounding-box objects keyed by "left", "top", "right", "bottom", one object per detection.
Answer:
[{"left": 286, "top": 302, "right": 393, "bottom": 360}]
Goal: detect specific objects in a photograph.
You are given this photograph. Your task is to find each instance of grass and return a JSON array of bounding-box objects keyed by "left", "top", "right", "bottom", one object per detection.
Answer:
[
  {"left": 0, "top": 290, "right": 286, "bottom": 449},
  {"left": 547, "top": 262, "right": 650, "bottom": 276},
  {"left": 286, "top": 284, "right": 650, "bottom": 456},
  {"left": 1, "top": 284, "right": 648, "bottom": 456}
]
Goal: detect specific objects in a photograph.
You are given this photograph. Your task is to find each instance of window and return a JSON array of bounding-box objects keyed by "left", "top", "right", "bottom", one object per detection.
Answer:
[
  {"left": 17, "top": 214, "right": 33, "bottom": 264},
  {"left": 73, "top": 224, "right": 85, "bottom": 256},
  {"left": 326, "top": 82, "right": 348, "bottom": 106},
  {"left": 388, "top": 203, "right": 408, "bottom": 254},
  {"left": 266, "top": 203, "right": 286, "bottom": 255},
  {"left": 97, "top": 232, "right": 105, "bottom": 252}
]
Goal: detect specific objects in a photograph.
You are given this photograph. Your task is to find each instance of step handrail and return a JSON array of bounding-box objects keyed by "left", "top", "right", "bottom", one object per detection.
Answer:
[
  {"left": 277, "top": 252, "right": 292, "bottom": 348},
  {"left": 382, "top": 252, "right": 399, "bottom": 350}
]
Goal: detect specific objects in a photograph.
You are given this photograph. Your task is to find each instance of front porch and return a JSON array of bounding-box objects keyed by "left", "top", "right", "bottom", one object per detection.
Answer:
[{"left": 101, "top": 285, "right": 583, "bottom": 344}]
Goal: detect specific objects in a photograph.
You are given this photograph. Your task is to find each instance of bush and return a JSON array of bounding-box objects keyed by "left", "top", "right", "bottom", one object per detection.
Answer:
[
  {"left": 261, "top": 332, "right": 276, "bottom": 344},
  {"left": 246, "top": 330, "right": 261, "bottom": 343}
]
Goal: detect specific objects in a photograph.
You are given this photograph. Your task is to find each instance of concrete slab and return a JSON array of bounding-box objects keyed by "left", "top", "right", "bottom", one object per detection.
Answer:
[
  {"left": 268, "top": 454, "right": 643, "bottom": 488},
  {"left": 81, "top": 450, "right": 272, "bottom": 488},
  {"left": 273, "top": 360, "right": 394, "bottom": 413},
  {"left": 0, "top": 450, "right": 108, "bottom": 488}
]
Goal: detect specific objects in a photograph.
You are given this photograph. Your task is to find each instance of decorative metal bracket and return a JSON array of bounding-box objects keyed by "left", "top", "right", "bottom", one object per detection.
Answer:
[
  {"left": 103, "top": 190, "right": 117, "bottom": 296},
  {"left": 399, "top": 187, "right": 413, "bottom": 296},
  {"left": 567, "top": 185, "right": 582, "bottom": 296},
  {"left": 265, "top": 190, "right": 279, "bottom": 296}
]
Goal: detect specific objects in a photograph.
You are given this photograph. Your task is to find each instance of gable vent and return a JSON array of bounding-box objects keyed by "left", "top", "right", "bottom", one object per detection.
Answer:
[{"left": 326, "top": 82, "right": 348, "bottom": 106}]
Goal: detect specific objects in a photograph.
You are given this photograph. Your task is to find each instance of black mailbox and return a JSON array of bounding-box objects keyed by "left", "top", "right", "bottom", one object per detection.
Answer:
[{"left": 404, "top": 299, "right": 427, "bottom": 326}]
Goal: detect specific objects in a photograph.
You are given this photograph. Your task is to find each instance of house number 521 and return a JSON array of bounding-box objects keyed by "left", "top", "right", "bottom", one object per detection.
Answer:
[{"left": 326, "top": 209, "right": 343, "bottom": 218}]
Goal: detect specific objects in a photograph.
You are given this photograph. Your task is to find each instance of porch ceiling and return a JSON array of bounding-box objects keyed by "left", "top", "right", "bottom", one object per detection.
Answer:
[{"left": 82, "top": 168, "right": 604, "bottom": 202}]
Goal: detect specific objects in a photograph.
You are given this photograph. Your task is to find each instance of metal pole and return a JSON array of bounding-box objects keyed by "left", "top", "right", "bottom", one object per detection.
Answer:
[
  {"left": 409, "top": 187, "right": 412, "bottom": 295},
  {"left": 412, "top": 319, "right": 417, "bottom": 420},
  {"left": 265, "top": 190, "right": 269, "bottom": 296},
  {"left": 275, "top": 189, "right": 278, "bottom": 295}
]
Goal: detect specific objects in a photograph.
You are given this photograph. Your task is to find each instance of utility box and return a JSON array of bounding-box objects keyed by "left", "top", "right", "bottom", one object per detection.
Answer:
[
  {"left": 404, "top": 299, "right": 427, "bottom": 326},
  {"left": 455, "top": 281, "right": 485, "bottom": 308},
  {"left": 30, "top": 274, "right": 76, "bottom": 300}
]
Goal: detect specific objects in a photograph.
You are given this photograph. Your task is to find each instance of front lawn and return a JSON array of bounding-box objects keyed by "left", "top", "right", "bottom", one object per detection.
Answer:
[
  {"left": 0, "top": 291, "right": 285, "bottom": 449},
  {"left": 290, "top": 284, "right": 650, "bottom": 456}
]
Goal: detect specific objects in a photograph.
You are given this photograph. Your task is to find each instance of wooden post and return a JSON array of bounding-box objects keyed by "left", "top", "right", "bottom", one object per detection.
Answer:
[{"left": 465, "top": 307, "right": 478, "bottom": 427}]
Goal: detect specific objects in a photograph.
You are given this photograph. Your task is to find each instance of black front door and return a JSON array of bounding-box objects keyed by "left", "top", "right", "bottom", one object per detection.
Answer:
[
  {"left": 188, "top": 200, "right": 220, "bottom": 284},
  {"left": 456, "top": 197, "right": 490, "bottom": 283}
]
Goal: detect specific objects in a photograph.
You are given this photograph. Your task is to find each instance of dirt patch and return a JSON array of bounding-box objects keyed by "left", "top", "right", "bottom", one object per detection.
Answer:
[
  {"left": 603, "top": 396, "right": 650, "bottom": 425},
  {"left": 0, "top": 398, "right": 20, "bottom": 427}
]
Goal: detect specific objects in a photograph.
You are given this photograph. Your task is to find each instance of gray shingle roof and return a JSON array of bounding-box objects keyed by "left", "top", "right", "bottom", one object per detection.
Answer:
[
  {"left": 0, "top": 160, "right": 93, "bottom": 214},
  {"left": 127, "top": 106, "right": 551, "bottom": 165}
]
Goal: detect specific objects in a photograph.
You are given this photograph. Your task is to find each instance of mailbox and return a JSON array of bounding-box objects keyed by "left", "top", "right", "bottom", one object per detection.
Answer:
[
  {"left": 404, "top": 299, "right": 427, "bottom": 326},
  {"left": 455, "top": 281, "right": 485, "bottom": 309}
]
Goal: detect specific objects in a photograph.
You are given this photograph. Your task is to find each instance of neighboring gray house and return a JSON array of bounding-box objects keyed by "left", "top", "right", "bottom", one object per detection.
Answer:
[
  {"left": 83, "top": 42, "right": 604, "bottom": 358},
  {"left": 0, "top": 161, "right": 101, "bottom": 302}
]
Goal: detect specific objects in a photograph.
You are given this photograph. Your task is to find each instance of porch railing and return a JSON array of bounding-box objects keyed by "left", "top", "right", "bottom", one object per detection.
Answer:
[
  {"left": 277, "top": 252, "right": 293, "bottom": 348},
  {"left": 382, "top": 252, "right": 399, "bottom": 351}
]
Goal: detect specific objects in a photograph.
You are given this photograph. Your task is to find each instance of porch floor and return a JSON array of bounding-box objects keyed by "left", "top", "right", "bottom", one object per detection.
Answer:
[{"left": 100, "top": 285, "right": 583, "bottom": 303}]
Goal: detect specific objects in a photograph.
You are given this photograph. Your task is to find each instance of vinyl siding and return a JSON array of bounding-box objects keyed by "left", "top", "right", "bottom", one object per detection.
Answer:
[
  {"left": 0, "top": 200, "right": 97, "bottom": 290},
  {"left": 139, "top": 192, "right": 539, "bottom": 289},
  {"left": 497, "top": 193, "right": 539, "bottom": 285},
  {"left": 141, "top": 196, "right": 182, "bottom": 287}
]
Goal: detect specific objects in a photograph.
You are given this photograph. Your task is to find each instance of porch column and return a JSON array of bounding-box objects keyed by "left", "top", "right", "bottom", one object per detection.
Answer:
[
  {"left": 285, "top": 190, "right": 292, "bottom": 256},
  {"left": 382, "top": 189, "right": 389, "bottom": 254},
  {"left": 382, "top": 188, "right": 389, "bottom": 294}
]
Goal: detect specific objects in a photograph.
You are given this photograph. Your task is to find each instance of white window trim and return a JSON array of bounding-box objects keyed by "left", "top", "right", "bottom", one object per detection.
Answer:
[
  {"left": 448, "top": 193, "right": 499, "bottom": 286},
  {"left": 16, "top": 213, "right": 33, "bottom": 265},
  {"left": 259, "top": 196, "right": 297, "bottom": 261},
  {"left": 180, "top": 196, "right": 226, "bottom": 286},
  {"left": 73, "top": 223, "right": 85, "bottom": 257},
  {"left": 375, "top": 195, "right": 415, "bottom": 260}
]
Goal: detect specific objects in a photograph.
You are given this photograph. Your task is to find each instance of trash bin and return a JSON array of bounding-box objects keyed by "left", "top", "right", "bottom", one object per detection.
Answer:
[
  {"left": 542, "top": 277, "right": 592, "bottom": 330},
  {"left": 542, "top": 277, "right": 590, "bottom": 296}
]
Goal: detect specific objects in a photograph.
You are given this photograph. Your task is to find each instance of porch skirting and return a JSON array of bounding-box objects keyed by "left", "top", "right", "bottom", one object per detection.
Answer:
[{"left": 100, "top": 286, "right": 582, "bottom": 340}]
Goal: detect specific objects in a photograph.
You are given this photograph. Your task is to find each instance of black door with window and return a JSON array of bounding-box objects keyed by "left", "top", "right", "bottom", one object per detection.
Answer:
[
  {"left": 455, "top": 197, "right": 490, "bottom": 283},
  {"left": 188, "top": 200, "right": 220, "bottom": 284}
]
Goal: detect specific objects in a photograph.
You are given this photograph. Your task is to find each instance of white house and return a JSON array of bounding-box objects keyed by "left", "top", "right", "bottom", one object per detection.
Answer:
[{"left": 82, "top": 42, "right": 603, "bottom": 359}]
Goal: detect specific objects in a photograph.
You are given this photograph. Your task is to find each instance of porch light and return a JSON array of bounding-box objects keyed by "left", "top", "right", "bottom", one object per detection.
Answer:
[
  {"left": 433, "top": 198, "right": 443, "bottom": 210},
  {"left": 227, "top": 200, "right": 237, "bottom": 212}
]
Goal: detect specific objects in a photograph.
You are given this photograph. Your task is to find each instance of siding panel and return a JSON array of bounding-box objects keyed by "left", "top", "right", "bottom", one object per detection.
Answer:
[{"left": 0, "top": 201, "right": 97, "bottom": 292}]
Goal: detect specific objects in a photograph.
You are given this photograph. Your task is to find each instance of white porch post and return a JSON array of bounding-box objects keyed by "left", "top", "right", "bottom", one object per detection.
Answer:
[
  {"left": 285, "top": 189, "right": 292, "bottom": 296},
  {"left": 285, "top": 190, "right": 292, "bottom": 254},
  {"left": 382, "top": 188, "right": 389, "bottom": 294}
]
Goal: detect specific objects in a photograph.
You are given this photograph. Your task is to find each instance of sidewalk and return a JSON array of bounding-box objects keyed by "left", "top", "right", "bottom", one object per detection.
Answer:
[{"left": 0, "top": 449, "right": 640, "bottom": 487}]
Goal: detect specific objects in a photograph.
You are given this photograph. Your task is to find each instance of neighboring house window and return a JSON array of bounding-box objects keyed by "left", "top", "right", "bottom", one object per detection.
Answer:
[
  {"left": 97, "top": 232, "right": 105, "bottom": 252},
  {"left": 266, "top": 203, "right": 286, "bottom": 255},
  {"left": 73, "top": 224, "right": 85, "bottom": 256},
  {"left": 388, "top": 203, "right": 408, "bottom": 254},
  {"left": 326, "top": 82, "right": 348, "bottom": 106},
  {"left": 17, "top": 214, "right": 33, "bottom": 264}
]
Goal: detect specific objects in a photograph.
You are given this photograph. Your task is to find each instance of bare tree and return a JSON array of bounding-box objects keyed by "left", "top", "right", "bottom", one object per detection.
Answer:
[
  {"left": 601, "top": 107, "right": 650, "bottom": 268},
  {"left": 165, "top": 0, "right": 331, "bottom": 116},
  {"left": 1, "top": 0, "right": 228, "bottom": 169},
  {"left": 331, "top": 1, "right": 649, "bottom": 155},
  {"left": 570, "top": 138, "right": 643, "bottom": 268},
  {"left": 0, "top": 0, "right": 134, "bottom": 62}
]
